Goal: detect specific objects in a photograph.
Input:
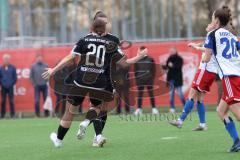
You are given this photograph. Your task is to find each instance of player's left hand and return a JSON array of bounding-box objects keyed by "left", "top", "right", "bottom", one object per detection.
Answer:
[
  {"left": 188, "top": 42, "right": 197, "bottom": 48},
  {"left": 137, "top": 48, "right": 148, "bottom": 57},
  {"left": 42, "top": 68, "right": 54, "bottom": 80}
]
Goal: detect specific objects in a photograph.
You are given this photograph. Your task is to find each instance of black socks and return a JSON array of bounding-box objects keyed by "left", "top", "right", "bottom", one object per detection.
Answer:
[
  {"left": 57, "top": 125, "right": 69, "bottom": 140},
  {"left": 86, "top": 109, "right": 98, "bottom": 121}
]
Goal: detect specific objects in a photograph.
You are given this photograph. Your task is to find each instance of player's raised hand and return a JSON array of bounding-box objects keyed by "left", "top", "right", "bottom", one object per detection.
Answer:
[
  {"left": 137, "top": 48, "right": 148, "bottom": 57},
  {"left": 42, "top": 68, "right": 54, "bottom": 80},
  {"left": 188, "top": 42, "right": 196, "bottom": 48},
  {"left": 188, "top": 42, "right": 205, "bottom": 51}
]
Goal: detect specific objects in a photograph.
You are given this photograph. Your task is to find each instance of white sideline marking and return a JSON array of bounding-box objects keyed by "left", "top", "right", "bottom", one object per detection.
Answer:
[{"left": 161, "top": 136, "right": 178, "bottom": 140}]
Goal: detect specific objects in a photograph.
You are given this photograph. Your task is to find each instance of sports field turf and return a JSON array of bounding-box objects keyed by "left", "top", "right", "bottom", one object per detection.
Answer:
[{"left": 1, "top": 111, "right": 240, "bottom": 160}]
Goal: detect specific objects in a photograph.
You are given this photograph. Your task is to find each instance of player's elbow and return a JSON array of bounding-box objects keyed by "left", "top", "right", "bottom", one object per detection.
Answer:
[{"left": 118, "top": 60, "right": 130, "bottom": 69}]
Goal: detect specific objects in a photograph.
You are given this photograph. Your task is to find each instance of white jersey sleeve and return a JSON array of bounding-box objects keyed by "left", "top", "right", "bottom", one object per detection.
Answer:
[{"left": 198, "top": 44, "right": 218, "bottom": 74}]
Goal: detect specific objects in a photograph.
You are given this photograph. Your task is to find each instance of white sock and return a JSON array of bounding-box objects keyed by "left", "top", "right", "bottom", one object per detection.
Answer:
[
  {"left": 56, "top": 138, "right": 62, "bottom": 143},
  {"left": 199, "top": 123, "right": 206, "bottom": 128},
  {"left": 177, "top": 119, "right": 183, "bottom": 125},
  {"left": 81, "top": 119, "right": 90, "bottom": 127},
  {"left": 96, "top": 134, "right": 102, "bottom": 141}
]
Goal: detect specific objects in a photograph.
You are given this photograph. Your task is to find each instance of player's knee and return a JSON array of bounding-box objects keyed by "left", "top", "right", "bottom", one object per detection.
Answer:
[
  {"left": 216, "top": 107, "right": 225, "bottom": 120},
  {"left": 61, "top": 112, "right": 74, "bottom": 123},
  {"left": 188, "top": 89, "right": 197, "bottom": 99}
]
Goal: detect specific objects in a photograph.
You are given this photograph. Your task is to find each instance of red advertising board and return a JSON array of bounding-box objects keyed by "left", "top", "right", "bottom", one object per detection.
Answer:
[{"left": 0, "top": 41, "right": 218, "bottom": 112}]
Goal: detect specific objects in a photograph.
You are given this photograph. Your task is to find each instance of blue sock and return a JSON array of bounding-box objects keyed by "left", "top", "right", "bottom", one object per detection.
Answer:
[
  {"left": 224, "top": 117, "right": 239, "bottom": 143},
  {"left": 179, "top": 99, "right": 194, "bottom": 121},
  {"left": 197, "top": 101, "right": 205, "bottom": 124}
]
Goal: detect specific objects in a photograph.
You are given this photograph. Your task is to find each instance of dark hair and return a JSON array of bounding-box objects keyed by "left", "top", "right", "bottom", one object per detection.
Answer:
[
  {"left": 215, "top": 6, "right": 237, "bottom": 35},
  {"left": 140, "top": 46, "right": 146, "bottom": 50},
  {"left": 214, "top": 6, "right": 231, "bottom": 26},
  {"left": 92, "top": 18, "right": 106, "bottom": 35},
  {"left": 93, "top": 11, "right": 107, "bottom": 20}
]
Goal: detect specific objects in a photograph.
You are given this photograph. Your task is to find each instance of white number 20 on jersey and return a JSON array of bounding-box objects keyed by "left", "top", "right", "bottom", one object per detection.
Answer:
[{"left": 86, "top": 44, "right": 106, "bottom": 67}]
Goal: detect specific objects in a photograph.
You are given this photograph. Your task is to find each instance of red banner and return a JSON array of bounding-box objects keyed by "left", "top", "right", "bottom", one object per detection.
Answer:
[{"left": 0, "top": 41, "right": 218, "bottom": 112}]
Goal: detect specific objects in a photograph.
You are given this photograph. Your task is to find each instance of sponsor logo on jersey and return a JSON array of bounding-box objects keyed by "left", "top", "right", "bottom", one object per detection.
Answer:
[{"left": 80, "top": 66, "right": 105, "bottom": 73}]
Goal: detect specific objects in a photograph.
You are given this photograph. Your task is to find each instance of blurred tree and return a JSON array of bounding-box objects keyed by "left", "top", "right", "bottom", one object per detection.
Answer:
[{"left": 4, "top": 0, "right": 240, "bottom": 42}]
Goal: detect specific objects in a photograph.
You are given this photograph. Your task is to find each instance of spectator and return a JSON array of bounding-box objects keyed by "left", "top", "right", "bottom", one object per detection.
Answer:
[
  {"left": 0, "top": 54, "right": 17, "bottom": 118},
  {"left": 165, "top": 47, "right": 185, "bottom": 113},
  {"left": 134, "top": 46, "right": 159, "bottom": 115},
  {"left": 114, "top": 65, "right": 130, "bottom": 114},
  {"left": 30, "top": 53, "right": 49, "bottom": 117}
]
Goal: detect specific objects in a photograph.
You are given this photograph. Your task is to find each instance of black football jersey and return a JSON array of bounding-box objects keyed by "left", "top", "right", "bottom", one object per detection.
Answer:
[{"left": 71, "top": 33, "right": 125, "bottom": 90}]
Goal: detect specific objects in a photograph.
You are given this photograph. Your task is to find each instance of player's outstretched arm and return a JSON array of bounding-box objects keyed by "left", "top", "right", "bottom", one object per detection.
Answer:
[
  {"left": 125, "top": 48, "right": 147, "bottom": 64},
  {"left": 188, "top": 42, "right": 205, "bottom": 52},
  {"left": 117, "top": 48, "right": 147, "bottom": 68},
  {"left": 202, "top": 48, "right": 212, "bottom": 63},
  {"left": 42, "top": 54, "right": 78, "bottom": 80}
]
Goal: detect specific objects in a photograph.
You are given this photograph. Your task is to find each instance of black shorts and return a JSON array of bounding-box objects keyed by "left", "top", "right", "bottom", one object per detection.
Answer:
[{"left": 67, "top": 96, "right": 102, "bottom": 106}]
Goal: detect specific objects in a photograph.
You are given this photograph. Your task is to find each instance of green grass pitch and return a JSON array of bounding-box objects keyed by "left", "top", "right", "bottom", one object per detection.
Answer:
[{"left": 1, "top": 111, "right": 240, "bottom": 160}]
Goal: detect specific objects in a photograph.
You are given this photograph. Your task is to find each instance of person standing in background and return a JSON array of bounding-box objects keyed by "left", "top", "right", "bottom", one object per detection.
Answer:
[
  {"left": 114, "top": 65, "right": 130, "bottom": 114},
  {"left": 30, "top": 53, "right": 49, "bottom": 117},
  {"left": 165, "top": 47, "right": 185, "bottom": 113},
  {"left": 0, "top": 54, "right": 17, "bottom": 118},
  {"left": 134, "top": 46, "right": 159, "bottom": 115}
]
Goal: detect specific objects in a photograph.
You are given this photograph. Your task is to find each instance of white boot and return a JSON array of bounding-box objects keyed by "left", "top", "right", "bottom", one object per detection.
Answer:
[
  {"left": 76, "top": 119, "right": 90, "bottom": 140},
  {"left": 134, "top": 108, "right": 143, "bottom": 116},
  {"left": 152, "top": 108, "right": 159, "bottom": 115},
  {"left": 169, "top": 108, "right": 175, "bottom": 114},
  {"left": 50, "top": 132, "right": 62, "bottom": 148},
  {"left": 92, "top": 134, "right": 107, "bottom": 147}
]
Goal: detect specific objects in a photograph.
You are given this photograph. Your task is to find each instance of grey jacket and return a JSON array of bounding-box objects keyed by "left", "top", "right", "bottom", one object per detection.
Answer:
[{"left": 30, "top": 62, "right": 48, "bottom": 86}]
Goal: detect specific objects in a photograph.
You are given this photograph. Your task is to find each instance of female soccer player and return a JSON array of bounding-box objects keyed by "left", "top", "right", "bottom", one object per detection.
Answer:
[
  {"left": 81, "top": 11, "right": 147, "bottom": 147},
  {"left": 42, "top": 18, "right": 147, "bottom": 148},
  {"left": 169, "top": 23, "right": 218, "bottom": 131},
  {"left": 203, "top": 6, "right": 240, "bottom": 152}
]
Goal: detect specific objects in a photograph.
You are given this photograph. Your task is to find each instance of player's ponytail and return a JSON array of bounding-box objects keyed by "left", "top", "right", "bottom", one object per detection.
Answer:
[
  {"left": 214, "top": 5, "right": 237, "bottom": 35},
  {"left": 214, "top": 6, "right": 230, "bottom": 26},
  {"left": 225, "top": 6, "right": 237, "bottom": 35}
]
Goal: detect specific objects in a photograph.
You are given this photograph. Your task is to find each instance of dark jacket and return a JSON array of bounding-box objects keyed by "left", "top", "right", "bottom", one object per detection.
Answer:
[
  {"left": 166, "top": 53, "right": 183, "bottom": 87},
  {"left": 30, "top": 62, "right": 48, "bottom": 86},
  {"left": 134, "top": 56, "right": 156, "bottom": 85},
  {"left": 0, "top": 64, "right": 17, "bottom": 88}
]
